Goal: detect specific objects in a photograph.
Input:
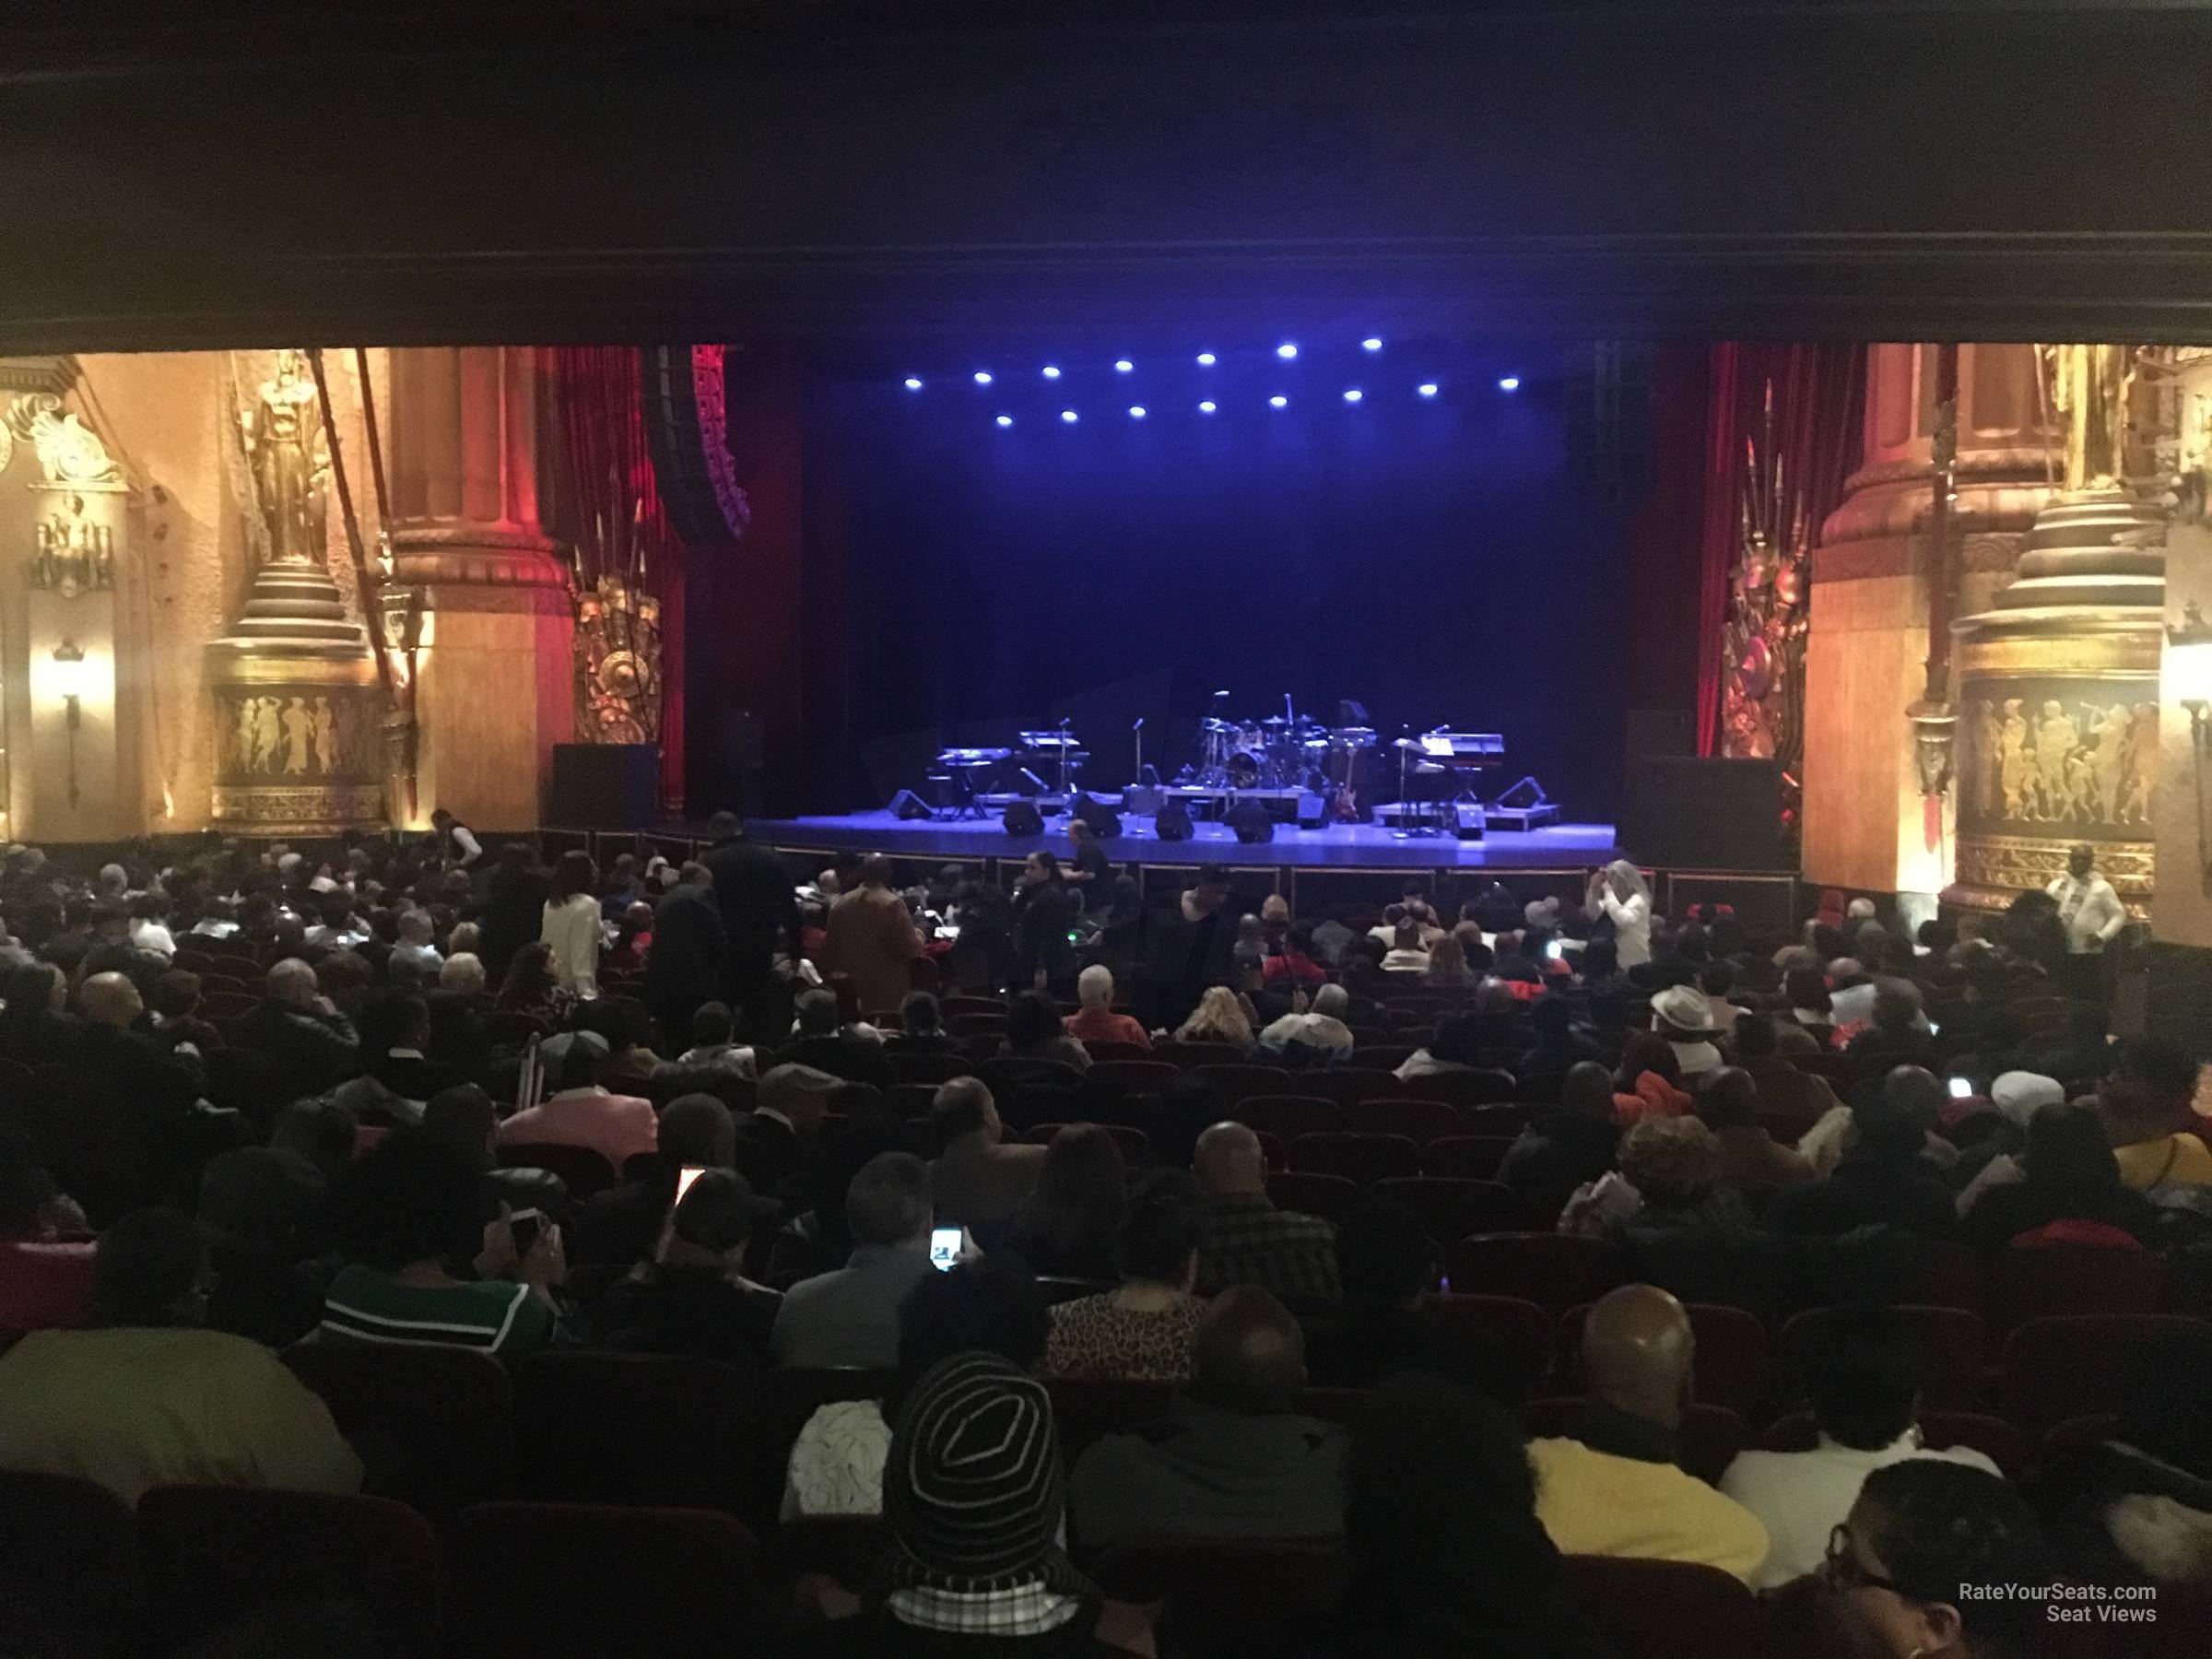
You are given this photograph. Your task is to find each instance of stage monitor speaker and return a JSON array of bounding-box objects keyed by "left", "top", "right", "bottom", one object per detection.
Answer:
[
  {"left": 1124, "top": 784, "right": 1163, "bottom": 816},
  {"left": 1073, "top": 793, "right": 1123, "bottom": 838},
  {"left": 547, "top": 743, "right": 660, "bottom": 829},
  {"left": 1620, "top": 758, "right": 1787, "bottom": 870},
  {"left": 888, "top": 789, "right": 932, "bottom": 821},
  {"left": 1453, "top": 804, "right": 1488, "bottom": 841},
  {"left": 1495, "top": 775, "right": 1550, "bottom": 811},
  {"left": 1154, "top": 801, "right": 1194, "bottom": 841},
  {"left": 1295, "top": 792, "right": 1326, "bottom": 830},
  {"left": 1226, "top": 800, "right": 1275, "bottom": 844},
  {"left": 1003, "top": 801, "right": 1045, "bottom": 836}
]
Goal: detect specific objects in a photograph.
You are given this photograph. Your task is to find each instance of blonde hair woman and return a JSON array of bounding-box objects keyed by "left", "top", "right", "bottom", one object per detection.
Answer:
[
  {"left": 1174, "top": 984, "right": 1255, "bottom": 1050},
  {"left": 1585, "top": 858, "right": 1653, "bottom": 969}
]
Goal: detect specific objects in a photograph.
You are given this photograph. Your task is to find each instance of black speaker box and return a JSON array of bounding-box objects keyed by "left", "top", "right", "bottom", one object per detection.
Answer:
[
  {"left": 1154, "top": 801, "right": 1194, "bottom": 841},
  {"left": 547, "top": 743, "right": 661, "bottom": 829},
  {"left": 1073, "top": 794, "right": 1124, "bottom": 838},
  {"left": 888, "top": 789, "right": 932, "bottom": 820},
  {"left": 1453, "top": 803, "right": 1488, "bottom": 841},
  {"left": 1226, "top": 800, "right": 1275, "bottom": 844},
  {"left": 1003, "top": 801, "right": 1045, "bottom": 836},
  {"left": 1620, "top": 758, "right": 1787, "bottom": 870},
  {"left": 1295, "top": 793, "right": 1326, "bottom": 830}
]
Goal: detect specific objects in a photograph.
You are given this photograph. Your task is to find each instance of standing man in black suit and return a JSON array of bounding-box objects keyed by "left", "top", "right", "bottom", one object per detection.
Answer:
[
  {"left": 643, "top": 860, "right": 729, "bottom": 1052},
  {"left": 700, "top": 811, "right": 800, "bottom": 1048}
]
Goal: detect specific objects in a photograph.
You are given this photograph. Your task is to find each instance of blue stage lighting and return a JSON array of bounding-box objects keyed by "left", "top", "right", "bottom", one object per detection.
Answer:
[
  {"left": 1269, "top": 394, "right": 1289, "bottom": 409},
  {"left": 1499, "top": 375, "right": 1522, "bottom": 392},
  {"left": 1114, "top": 359, "right": 1135, "bottom": 373},
  {"left": 1128, "top": 405, "right": 1147, "bottom": 419},
  {"left": 1342, "top": 388, "right": 1363, "bottom": 404},
  {"left": 1276, "top": 342, "right": 1299, "bottom": 360},
  {"left": 903, "top": 378, "right": 924, "bottom": 391},
  {"left": 994, "top": 414, "right": 1014, "bottom": 428},
  {"left": 1060, "top": 409, "right": 1079, "bottom": 423},
  {"left": 1417, "top": 382, "right": 1439, "bottom": 398},
  {"left": 1041, "top": 365, "right": 1062, "bottom": 380},
  {"left": 972, "top": 371, "right": 994, "bottom": 385},
  {"left": 1197, "top": 400, "right": 1218, "bottom": 414},
  {"left": 1361, "top": 337, "right": 1383, "bottom": 352},
  {"left": 1195, "top": 352, "right": 1217, "bottom": 367}
]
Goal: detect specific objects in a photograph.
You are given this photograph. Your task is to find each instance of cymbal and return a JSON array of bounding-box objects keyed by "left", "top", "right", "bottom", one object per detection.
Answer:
[{"left": 1391, "top": 736, "right": 1428, "bottom": 749}]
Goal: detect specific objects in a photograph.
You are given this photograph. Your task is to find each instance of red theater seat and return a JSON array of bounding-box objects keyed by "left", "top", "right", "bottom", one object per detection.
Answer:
[
  {"left": 0, "top": 1237, "right": 95, "bottom": 1334},
  {"left": 1445, "top": 1233, "right": 1624, "bottom": 1313},
  {"left": 1561, "top": 1555, "right": 1769, "bottom": 1659},
  {"left": 0, "top": 1469, "right": 141, "bottom": 1658}
]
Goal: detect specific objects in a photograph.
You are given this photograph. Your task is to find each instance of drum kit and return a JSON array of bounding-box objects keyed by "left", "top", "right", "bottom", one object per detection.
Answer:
[{"left": 1189, "top": 693, "right": 1377, "bottom": 814}]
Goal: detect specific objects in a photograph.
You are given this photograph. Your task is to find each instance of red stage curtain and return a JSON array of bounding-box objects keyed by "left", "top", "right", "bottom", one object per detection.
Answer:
[
  {"left": 1691, "top": 343, "right": 1866, "bottom": 756},
  {"left": 541, "top": 347, "right": 685, "bottom": 808}
]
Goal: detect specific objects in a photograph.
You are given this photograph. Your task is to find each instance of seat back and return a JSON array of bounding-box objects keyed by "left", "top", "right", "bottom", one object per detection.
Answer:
[
  {"left": 1559, "top": 1300, "right": 1768, "bottom": 1414},
  {"left": 1302, "top": 1069, "right": 1401, "bottom": 1108},
  {"left": 1444, "top": 1233, "right": 1624, "bottom": 1313},
  {"left": 1288, "top": 1131, "right": 1422, "bottom": 1186},
  {"left": 495, "top": 1141, "right": 618, "bottom": 1200},
  {"left": 1357, "top": 1098, "right": 1463, "bottom": 1144},
  {"left": 1265, "top": 1170, "right": 1361, "bottom": 1222},
  {"left": 1192, "top": 1063, "right": 1297, "bottom": 1106},
  {"left": 1778, "top": 1304, "right": 1990, "bottom": 1411},
  {"left": 137, "top": 1486, "right": 441, "bottom": 1659},
  {"left": 883, "top": 1050, "right": 972, "bottom": 1087},
  {"left": 0, "top": 1468, "right": 140, "bottom": 1658},
  {"left": 443, "top": 1502, "right": 763, "bottom": 1659},
  {"left": 1088, "top": 1536, "right": 1346, "bottom": 1656},
  {"left": 0, "top": 1237, "right": 96, "bottom": 1335},
  {"left": 1400, "top": 1068, "right": 1518, "bottom": 1108},
  {"left": 1418, "top": 1293, "right": 1558, "bottom": 1398},
  {"left": 284, "top": 1340, "right": 515, "bottom": 1512},
  {"left": 512, "top": 1350, "right": 755, "bottom": 1510},
  {"left": 1999, "top": 1313, "right": 2212, "bottom": 1436},
  {"left": 1346, "top": 1044, "right": 1418, "bottom": 1072},
  {"left": 1991, "top": 1241, "right": 2163, "bottom": 1330},
  {"left": 1236, "top": 1093, "right": 1351, "bottom": 1142},
  {"left": 1082, "top": 1058, "right": 1180, "bottom": 1105},
  {"left": 1371, "top": 1176, "right": 1519, "bottom": 1244},
  {"left": 1046, "top": 1377, "right": 1175, "bottom": 1462},
  {"left": 1758, "top": 1408, "right": 2027, "bottom": 1477},
  {"left": 1560, "top": 1554, "right": 1769, "bottom": 1659},
  {"left": 1421, "top": 1134, "right": 1517, "bottom": 1181}
]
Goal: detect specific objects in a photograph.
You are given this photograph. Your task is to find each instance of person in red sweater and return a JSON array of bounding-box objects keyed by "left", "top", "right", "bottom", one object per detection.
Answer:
[
  {"left": 1262, "top": 922, "right": 1328, "bottom": 991},
  {"left": 1063, "top": 965, "right": 1150, "bottom": 1050}
]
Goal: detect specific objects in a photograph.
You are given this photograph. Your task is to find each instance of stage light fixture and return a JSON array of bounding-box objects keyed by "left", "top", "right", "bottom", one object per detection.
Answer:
[
  {"left": 1041, "top": 365, "right": 1062, "bottom": 379},
  {"left": 1361, "top": 337, "right": 1383, "bottom": 351},
  {"left": 1269, "top": 394, "right": 1289, "bottom": 408},
  {"left": 1499, "top": 375, "right": 1522, "bottom": 392},
  {"left": 1276, "top": 342, "right": 1299, "bottom": 359},
  {"left": 1197, "top": 400, "right": 1218, "bottom": 414},
  {"left": 1342, "top": 388, "right": 1363, "bottom": 403},
  {"left": 972, "top": 371, "right": 994, "bottom": 385},
  {"left": 1114, "top": 359, "right": 1135, "bottom": 373},
  {"left": 903, "top": 378, "right": 924, "bottom": 391},
  {"left": 1418, "top": 382, "right": 1440, "bottom": 398},
  {"left": 1060, "top": 409, "right": 1079, "bottom": 423},
  {"left": 1128, "top": 405, "right": 1147, "bottom": 419},
  {"left": 1195, "top": 352, "right": 1217, "bottom": 366},
  {"left": 995, "top": 414, "right": 1014, "bottom": 428}
]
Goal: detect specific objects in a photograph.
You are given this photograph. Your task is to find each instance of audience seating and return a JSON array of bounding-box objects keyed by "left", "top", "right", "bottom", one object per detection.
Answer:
[
  {"left": 1418, "top": 1293, "right": 1558, "bottom": 1398},
  {"left": 1346, "top": 1044, "right": 1418, "bottom": 1072},
  {"left": 481, "top": 1010, "right": 550, "bottom": 1048},
  {"left": 1355, "top": 1097, "right": 1463, "bottom": 1144},
  {"left": 495, "top": 1142, "right": 617, "bottom": 1201},
  {"left": 1990, "top": 1241, "right": 2165, "bottom": 1331},
  {"left": 10, "top": 1066, "right": 162, "bottom": 1227},
  {"left": 1524, "top": 1398, "right": 1746, "bottom": 1487},
  {"left": 1025, "top": 1122, "right": 1154, "bottom": 1165},
  {"left": 1561, "top": 1555, "right": 1770, "bottom": 1659},
  {"left": 283, "top": 1340, "right": 516, "bottom": 1513},
  {"left": 1559, "top": 1301, "right": 1768, "bottom": 1416},
  {"left": 1400, "top": 1068, "right": 1518, "bottom": 1109},
  {"left": 136, "top": 1486, "right": 442, "bottom": 1659},
  {"left": 1082, "top": 1059, "right": 1180, "bottom": 1106},
  {"left": 881, "top": 1050, "right": 971, "bottom": 1087},
  {"left": 1372, "top": 1175, "right": 1520, "bottom": 1243},
  {"left": 512, "top": 1350, "right": 756, "bottom": 1512},
  {"left": 1265, "top": 1170, "right": 1361, "bottom": 1222},
  {"left": 1192, "top": 1063, "right": 1298, "bottom": 1107},
  {"left": 1463, "top": 1103, "right": 1538, "bottom": 1137},
  {"left": 1079, "top": 1040, "right": 1149, "bottom": 1064},
  {"left": 443, "top": 1502, "right": 763, "bottom": 1659},
  {"left": 1999, "top": 1313, "right": 2212, "bottom": 1436},
  {"left": 978, "top": 1056, "right": 1084, "bottom": 1096},
  {"left": 994, "top": 1084, "right": 1080, "bottom": 1133},
  {"left": 1514, "top": 1072, "right": 1565, "bottom": 1105},
  {"left": 755, "top": 1367, "right": 896, "bottom": 1519},
  {"left": 1146, "top": 1041, "right": 1240, "bottom": 1070},
  {"left": 0, "top": 1236, "right": 95, "bottom": 1335},
  {"left": 1236, "top": 1093, "right": 1351, "bottom": 1142},
  {"left": 1421, "top": 1134, "right": 1518, "bottom": 1182},
  {"left": 949, "top": 1012, "right": 1009, "bottom": 1038},
  {"left": 1778, "top": 1303, "right": 1990, "bottom": 1411},
  {"left": 1756, "top": 1408, "right": 2028, "bottom": 1477},
  {"left": 0, "top": 1468, "right": 142, "bottom": 1658},
  {"left": 1301, "top": 1069, "right": 1401, "bottom": 1108},
  {"left": 1089, "top": 1537, "right": 1346, "bottom": 1654},
  {"left": 940, "top": 996, "right": 1009, "bottom": 1018},
  {"left": 768, "top": 1513, "right": 894, "bottom": 1590},
  {"left": 1253, "top": 1129, "right": 1290, "bottom": 1171},
  {"left": 1046, "top": 1378, "right": 1175, "bottom": 1460},
  {"left": 1288, "top": 1131, "right": 1422, "bottom": 1187},
  {"left": 1446, "top": 1233, "right": 1624, "bottom": 1313}
]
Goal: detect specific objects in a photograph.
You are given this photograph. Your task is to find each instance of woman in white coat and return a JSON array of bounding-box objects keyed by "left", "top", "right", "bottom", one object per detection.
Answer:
[
  {"left": 1586, "top": 858, "right": 1653, "bottom": 969},
  {"left": 541, "top": 848, "right": 604, "bottom": 998}
]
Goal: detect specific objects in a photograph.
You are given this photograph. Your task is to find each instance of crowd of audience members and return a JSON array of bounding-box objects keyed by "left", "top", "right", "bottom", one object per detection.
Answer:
[{"left": 0, "top": 822, "right": 2207, "bottom": 1655}]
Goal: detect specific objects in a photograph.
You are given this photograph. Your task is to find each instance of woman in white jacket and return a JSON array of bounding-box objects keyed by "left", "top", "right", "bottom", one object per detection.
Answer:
[
  {"left": 1586, "top": 858, "right": 1653, "bottom": 969},
  {"left": 541, "top": 848, "right": 604, "bottom": 998}
]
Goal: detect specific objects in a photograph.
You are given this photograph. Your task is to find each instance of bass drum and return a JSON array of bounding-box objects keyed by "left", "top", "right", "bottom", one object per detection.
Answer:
[{"left": 1226, "top": 750, "right": 1262, "bottom": 790}]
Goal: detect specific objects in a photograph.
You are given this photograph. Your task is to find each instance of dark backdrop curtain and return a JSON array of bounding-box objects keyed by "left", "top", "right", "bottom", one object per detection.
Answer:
[
  {"left": 541, "top": 346, "right": 686, "bottom": 809},
  {"left": 1692, "top": 343, "right": 1866, "bottom": 755}
]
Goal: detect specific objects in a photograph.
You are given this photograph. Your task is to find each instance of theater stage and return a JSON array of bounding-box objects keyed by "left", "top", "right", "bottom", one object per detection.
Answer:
[{"left": 737, "top": 810, "right": 1621, "bottom": 872}]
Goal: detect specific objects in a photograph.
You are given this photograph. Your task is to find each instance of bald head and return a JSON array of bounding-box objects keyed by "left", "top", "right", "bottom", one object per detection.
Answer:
[
  {"left": 1194, "top": 1286, "right": 1306, "bottom": 1413},
  {"left": 80, "top": 971, "right": 142, "bottom": 1030},
  {"left": 1581, "top": 1283, "right": 1695, "bottom": 1429},
  {"left": 1560, "top": 1060, "right": 1615, "bottom": 1119},
  {"left": 1194, "top": 1121, "right": 1266, "bottom": 1198},
  {"left": 266, "top": 957, "right": 319, "bottom": 1007}
]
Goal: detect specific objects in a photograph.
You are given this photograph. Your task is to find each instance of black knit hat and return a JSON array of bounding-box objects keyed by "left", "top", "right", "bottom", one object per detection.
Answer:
[{"left": 884, "top": 1352, "right": 1074, "bottom": 1587}]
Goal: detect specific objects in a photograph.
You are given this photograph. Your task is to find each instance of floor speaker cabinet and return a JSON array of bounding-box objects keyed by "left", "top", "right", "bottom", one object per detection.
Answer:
[
  {"left": 1124, "top": 785, "right": 1163, "bottom": 816},
  {"left": 888, "top": 789, "right": 933, "bottom": 820},
  {"left": 547, "top": 744, "right": 661, "bottom": 830},
  {"left": 1154, "top": 801, "right": 1194, "bottom": 841},
  {"left": 1295, "top": 793, "right": 1326, "bottom": 830},
  {"left": 1073, "top": 794, "right": 1124, "bottom": 837},
  {"left": 1453, "top": 804, "right": 1488, "bottom": 841},
  {"left": 1003, "top": 801, "right": 1044, "bottom": 836},
  {"left": 1226, "top": 800, "right": 1275, "bottom": 844},
  {"left": 1620, "top": 758, "right": 1789, "bottom": 872}
]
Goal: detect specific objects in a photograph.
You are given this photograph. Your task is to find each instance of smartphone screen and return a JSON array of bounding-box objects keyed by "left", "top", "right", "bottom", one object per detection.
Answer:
[
  {"left": 1545, "top": 940, "right": 1565, "bottom": 960},
  {"left": 1947, "top": 1077, "right": 1974, "bottom": 1100},
  {"left": 508, "top": 1207, "right": 546, "bottom": 1258},
  {"left": 676, "top": 1165, "right": 707, "bottom": 1205},
  {"left": 929, "top": 1226, "right": 964, "bottom": 1271}
]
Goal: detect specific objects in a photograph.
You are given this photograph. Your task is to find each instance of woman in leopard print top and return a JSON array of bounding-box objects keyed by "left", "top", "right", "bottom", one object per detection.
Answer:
[{"left": 1042, "top": 1170, "right": 1206, "bottom": 1383}]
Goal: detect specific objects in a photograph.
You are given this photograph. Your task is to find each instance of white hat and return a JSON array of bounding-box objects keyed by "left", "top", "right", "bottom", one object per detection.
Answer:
[
  {"left": 1652, "top": 983, "right": 1713, "bottom": 1036},
  {"left": 1990, "top": 1070, "right": 2065, "bottom": 1126}
]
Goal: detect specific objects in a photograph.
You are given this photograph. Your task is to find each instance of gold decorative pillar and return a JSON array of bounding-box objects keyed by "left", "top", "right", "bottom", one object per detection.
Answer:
[
  {"left": 385, "top": 347, "right": 571, "bottom": 830},
  {"left": 206, "top": 350, "right": 385, "bottom": 834},
  {"left": 1948, "top": 347, "right": 2165, "bottom": 916},
  {"left": 1806, "top": 344, "right": 2056, "bottom": 899}
]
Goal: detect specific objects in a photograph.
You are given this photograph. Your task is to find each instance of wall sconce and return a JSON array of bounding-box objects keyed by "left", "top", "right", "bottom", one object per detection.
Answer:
[{"left": 50, "top": 638, "right": 85, "bottom": 807}]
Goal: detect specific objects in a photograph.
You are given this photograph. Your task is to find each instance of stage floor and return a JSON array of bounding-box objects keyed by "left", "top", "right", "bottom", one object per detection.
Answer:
[{"left": 742, "top": 810, "right": 1622, "bottom": 870}]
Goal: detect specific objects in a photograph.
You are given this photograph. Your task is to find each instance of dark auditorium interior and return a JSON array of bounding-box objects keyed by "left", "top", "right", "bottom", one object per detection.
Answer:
[{"left": 8, "top": 4, "right": 2212, "bottom": 1657}]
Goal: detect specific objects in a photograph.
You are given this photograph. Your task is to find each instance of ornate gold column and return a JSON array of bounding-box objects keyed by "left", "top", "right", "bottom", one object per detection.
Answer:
[
  {"left": 206, "top": 350, "right": 385, "bottom": 833},
  {"left": 384, "top": 347, "right": 572, "bottom": 830},
  {"left": 1948, "top": 347, "right": 2164, "bottom": 916},
  {"left": 1805, "top": 344, "right": 2056, "bottom": 899}
]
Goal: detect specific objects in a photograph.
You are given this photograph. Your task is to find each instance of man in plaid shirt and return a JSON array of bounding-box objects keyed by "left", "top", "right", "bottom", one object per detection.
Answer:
[{"left": 1194, "top": 1122, "right": 1341, "bottom": 1308}]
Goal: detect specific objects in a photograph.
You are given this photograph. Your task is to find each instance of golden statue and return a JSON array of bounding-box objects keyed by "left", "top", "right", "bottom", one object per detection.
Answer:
[
  {"left": 2039, "top": 342, "right": 2136, "bottom": 492},
  {"left": 237, "top": 348, "right": 330, "bottom": 567}
]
